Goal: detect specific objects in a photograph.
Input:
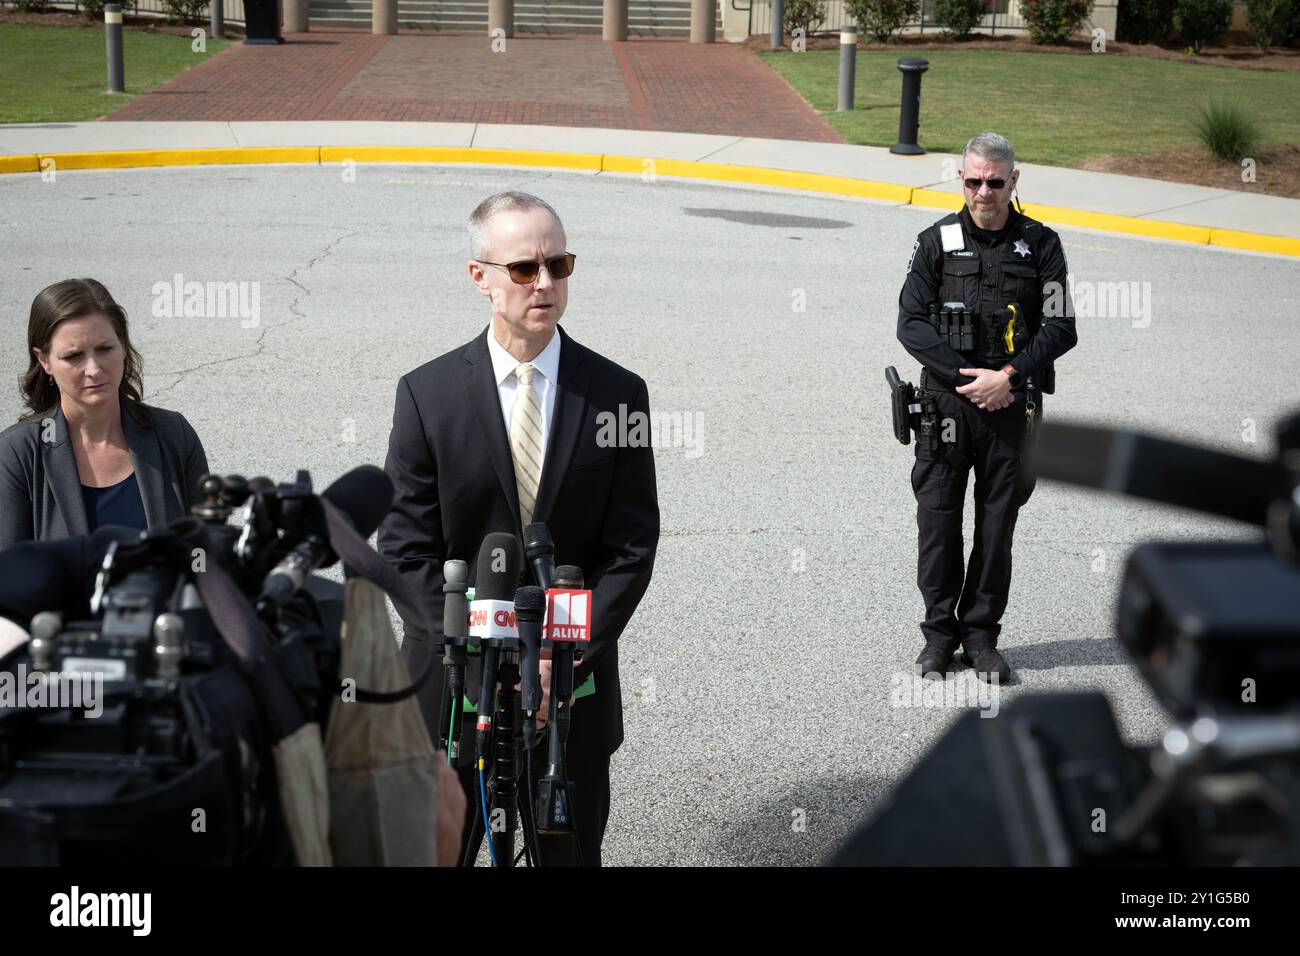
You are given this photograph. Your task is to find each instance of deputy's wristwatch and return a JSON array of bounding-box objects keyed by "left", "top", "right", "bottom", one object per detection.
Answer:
[{"left": 1000, "top": 364, "right": 1023, "bottom": 388}]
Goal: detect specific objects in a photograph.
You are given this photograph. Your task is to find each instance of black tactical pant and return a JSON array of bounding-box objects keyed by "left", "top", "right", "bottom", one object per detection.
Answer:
[{"left": 911, "top": 388, "right": 1038, "bottom": 653}]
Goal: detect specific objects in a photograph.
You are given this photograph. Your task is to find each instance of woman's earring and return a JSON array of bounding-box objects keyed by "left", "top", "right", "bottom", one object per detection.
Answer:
[{"left": 48, "top": 374, "right": 55, "bottom": 388}]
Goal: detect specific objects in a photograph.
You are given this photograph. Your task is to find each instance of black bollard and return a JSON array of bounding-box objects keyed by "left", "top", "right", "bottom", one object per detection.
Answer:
[
  {"left": 771, "top": 0, "right": 783, "bottom": 50},
  {"left": 837, "top": 27, "right": 857, "bottom": 112},
  {"left": 890, "top": 57, "right": 929, "bottom": 155},
  {"left": 105, "top": 3, "right": 124, "bottom": 94}
]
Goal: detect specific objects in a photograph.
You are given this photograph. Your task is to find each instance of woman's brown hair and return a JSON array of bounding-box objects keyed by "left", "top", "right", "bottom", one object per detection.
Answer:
[{"left": 21, "top": 278, "right": 146, "bottom": 423}]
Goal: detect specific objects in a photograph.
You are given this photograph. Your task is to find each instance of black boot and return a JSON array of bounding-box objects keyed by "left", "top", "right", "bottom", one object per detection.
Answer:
[
  {"left": 961, "top": 647, "right": 1012, "bottom": 684},
  {"left": 915, "top": 643, "right": 953, "bottom": 681}
]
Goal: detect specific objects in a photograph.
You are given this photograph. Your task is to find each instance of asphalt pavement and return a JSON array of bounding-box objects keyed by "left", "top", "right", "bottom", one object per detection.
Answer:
[{"left": 1, "top": 162, "right": 1294, "bottom": 864}]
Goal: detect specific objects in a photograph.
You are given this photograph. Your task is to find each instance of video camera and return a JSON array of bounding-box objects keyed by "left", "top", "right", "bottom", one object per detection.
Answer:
[
  {"left": 836, "top": 408, "right": 1300, "bottom": 866},
  {"left": 0, "top": 466, "right": 393, "bottom": 865}
]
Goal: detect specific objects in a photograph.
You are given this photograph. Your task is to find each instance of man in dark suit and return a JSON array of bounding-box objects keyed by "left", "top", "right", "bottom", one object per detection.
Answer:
[{"left": 378, "top": 191, "right": 659, "bottom": 867}]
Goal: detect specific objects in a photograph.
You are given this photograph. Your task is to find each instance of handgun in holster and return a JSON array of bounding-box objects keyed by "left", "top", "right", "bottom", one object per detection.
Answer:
[{"left": 886, "top": 366, "right": 940, "bottom": 454}]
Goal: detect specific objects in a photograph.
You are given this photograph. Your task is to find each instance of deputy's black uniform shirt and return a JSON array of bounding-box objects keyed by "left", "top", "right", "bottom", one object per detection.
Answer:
[{"left": 897, "top": 204, "right": 1077, "bottom": 391}]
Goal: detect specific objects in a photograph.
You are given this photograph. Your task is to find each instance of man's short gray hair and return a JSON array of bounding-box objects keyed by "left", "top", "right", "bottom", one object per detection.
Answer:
[
  {"left": 468, "top": 191, "right": 564, "bottom": 260},
  {"left": 963, "top": 132, "right": 1016, "bottom": 172}
]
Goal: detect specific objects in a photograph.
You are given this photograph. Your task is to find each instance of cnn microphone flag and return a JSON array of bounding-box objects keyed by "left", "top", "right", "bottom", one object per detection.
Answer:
[{"left": 544, "top": 589, "right": 592, "bottom": 643}]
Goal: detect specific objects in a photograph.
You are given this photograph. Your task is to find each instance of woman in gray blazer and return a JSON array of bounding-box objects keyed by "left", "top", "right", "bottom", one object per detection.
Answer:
[{"left": 0, "top": 278, "right": 210, "bottom": 551}]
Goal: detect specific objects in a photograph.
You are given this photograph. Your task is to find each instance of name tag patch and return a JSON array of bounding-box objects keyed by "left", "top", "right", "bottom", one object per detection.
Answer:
[{"left": 940, "top": 223, "right": 965, "bottom": 252}]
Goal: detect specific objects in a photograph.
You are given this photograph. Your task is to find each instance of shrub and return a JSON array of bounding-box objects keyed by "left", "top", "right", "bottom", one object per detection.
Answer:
[
  {"left": 1020, "top": 0, "right": 1094, "bottom": 43},
  {"left": 847, "top": 0, "right": 921, "bottom": 41},
  {"left": 1117, "top": 0, "right": 1177, "bottom": 42},
  {"left": 80, "top": 0, "right": 114, "bottom": 19},
  {"left": 161, "top": 0, "right": 207, "bottom": 24},
  {"left": 1174, "top": 0, "right": 1233, "bottom": 51},
  {"left": 83, "top": 0, "right": 139, "bottom": 15},
  {"left": 1192, "top": 97, "right": 1260, "bottom": 161},
  {"left": 14, "top": 0, "right": 52, "bottom": 11},
  {"left": 1245, "top": 0, "right": 1294, "bottom": 51},
  {"left": 783, "top": 0, "right": 829, "bottom": 36},
  {"left": 932, "top": 0, "right": 986, "bottom": 37}
]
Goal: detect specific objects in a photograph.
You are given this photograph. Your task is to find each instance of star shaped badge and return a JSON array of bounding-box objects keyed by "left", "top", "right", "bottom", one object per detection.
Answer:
[{"left": 1013, "top": 239, "right": 1031, "bottom": 258}]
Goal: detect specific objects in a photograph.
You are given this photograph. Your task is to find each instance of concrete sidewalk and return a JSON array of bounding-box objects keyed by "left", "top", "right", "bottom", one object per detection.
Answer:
[{"left": 2, "top": 121, "right": 1298, "bottom": 257}]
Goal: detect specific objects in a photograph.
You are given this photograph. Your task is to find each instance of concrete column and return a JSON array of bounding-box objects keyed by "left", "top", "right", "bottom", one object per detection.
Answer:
[
  {"left": 284, "top": 0, "right": 309, "bottom": 33},
  {"left": 603, "top": 0, "right": 628, "bottom": 41},
  {"left": 372, "top": 0, "right": 397, "bottom": 35},
  {"left": 690, "top": 0, "right": 715, "bottom": 43},
  {"left": 489, "top": 0, "right": 514, "bottom": 38}
]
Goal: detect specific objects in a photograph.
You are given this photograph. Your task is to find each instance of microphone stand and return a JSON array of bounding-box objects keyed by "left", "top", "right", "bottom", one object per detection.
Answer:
[{"left": 533, "top": 563, "right": 586, "bottom": 866}]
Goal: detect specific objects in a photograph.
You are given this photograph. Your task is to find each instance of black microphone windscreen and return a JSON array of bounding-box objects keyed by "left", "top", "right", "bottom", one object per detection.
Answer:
[
  {"left": 524, "top": 522, "right": 555, "bottom": 558},
  {"left": 475, "top": 532, "right": 522, "bottom": 601},
  {"left": 321, "top": 465, "right": 394, "bottom": 538},
  {"left": 514, "top": 585, "right": 545, "bottom": 621},
  {"left": 553, "top": 565, "right": 584, "bottom": 588}
]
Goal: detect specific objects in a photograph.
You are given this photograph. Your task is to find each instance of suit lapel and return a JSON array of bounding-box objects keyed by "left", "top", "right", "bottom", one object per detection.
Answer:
[
  {"left": 533, "top": 326, "right": 590, "bottom": 525},
  {"left": 43, "top": 403, "right": 167, "bottom": 534},
  {"left": 43, "top": 406, "right": 89, "bottom": 537},
  {"left": 463, "top": 331, "right": 522, "bottom": 528},
  {"left": 123, "top": 405, "right": 167, "bottom": 526}
]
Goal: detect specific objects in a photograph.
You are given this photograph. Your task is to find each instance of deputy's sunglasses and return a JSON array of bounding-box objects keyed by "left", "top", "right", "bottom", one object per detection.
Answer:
[
  {"left": 477, "top": 253, "right": 576, "bottom": 284},
  {"left": 963, "top": 177, "right": 1009, "bottom": 191}
]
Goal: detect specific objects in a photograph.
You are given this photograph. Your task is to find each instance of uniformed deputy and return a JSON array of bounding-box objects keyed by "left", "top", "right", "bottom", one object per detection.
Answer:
[{"left": 897, "top": 132, "right": 1078, "bottom": 684}]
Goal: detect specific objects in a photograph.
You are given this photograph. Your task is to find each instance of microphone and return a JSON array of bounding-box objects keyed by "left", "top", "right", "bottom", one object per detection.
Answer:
[
  {"left": 537, "top": 564, "right": 588, "bottom": 837},
  {"left": 524, "top": 522, "right": 556, "bottom": 590},
  {"left": 551, "top": 564, "right": 590, "bottom": 661},
  {"left": 471, "top": 532, "right": 522, "bottom": 763},
  {"left": 255, "top": 466, "right": 394, "bottom": 614},
  {"left": 553, "top": 565, "right": 583, "bottom": 588},
  {"left": 440, "top": 559, "right": 470, "bottom": 757},
  {"left": 515, "top": 585, "right": 545, "bottom": 748}
]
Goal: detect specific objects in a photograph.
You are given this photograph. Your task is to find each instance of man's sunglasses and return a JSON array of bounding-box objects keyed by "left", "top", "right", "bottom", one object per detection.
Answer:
[
  {"left": 477, "top": 253, "right": 577, "bottom": 285},
  {"left": 963, "top": 177, "right": 1009, "bottom": 191}
]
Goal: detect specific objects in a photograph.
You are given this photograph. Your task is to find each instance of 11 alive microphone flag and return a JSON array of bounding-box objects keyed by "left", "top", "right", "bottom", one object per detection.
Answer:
[{"left": 544, "top": 589, "right": 592, "bottom": 644}]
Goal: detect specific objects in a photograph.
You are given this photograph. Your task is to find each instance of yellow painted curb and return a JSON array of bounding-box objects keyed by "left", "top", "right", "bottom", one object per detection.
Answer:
[
  {"left": 0, "top": 145, "right": 1295, "bottom": 257},
  {"left": 602, "top": 154, "right": 914, "bottom": 203},
  {"left": 36, "top": 148, "right": 320, "bottom": 170},
  {"left": 910, "top": 188, "right": 966, "bottom": 213},
  {"left": 320, "top": 146, "right": 601, "bottom": 171},
  {"left": 0, "top": 154, "right": 40, "bottom": 174},
  {"left": 914, "top": 190, "right": 1215, "bottom": 245},
  {"left": 1017, "top": 200, "right": 1213, "bottom": 246},
  {"left": 1208, "top": 227, "right": 1300, "bottom": 258}
]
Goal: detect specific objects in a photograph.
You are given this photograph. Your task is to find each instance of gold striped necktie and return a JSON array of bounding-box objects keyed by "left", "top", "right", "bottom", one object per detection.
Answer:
[{"left": 510, "top": 362, "right": 544, "bottom": 527}]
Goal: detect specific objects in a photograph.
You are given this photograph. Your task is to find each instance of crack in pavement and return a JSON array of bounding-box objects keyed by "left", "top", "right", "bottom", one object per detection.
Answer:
[
  {"left": 284, "top": 230, "right": 359, "bottom": 324},
  {"left": 146, "top": 232, "right": 358, "bottom": 403}
]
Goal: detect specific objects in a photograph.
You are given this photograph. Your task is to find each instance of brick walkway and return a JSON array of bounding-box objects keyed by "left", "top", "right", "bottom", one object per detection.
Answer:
[{"left": 106, "top": 32, "right": 842, "bottom": 143}]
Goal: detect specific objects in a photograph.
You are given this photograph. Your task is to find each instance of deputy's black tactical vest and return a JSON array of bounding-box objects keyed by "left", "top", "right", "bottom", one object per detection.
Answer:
[{"left": 935, "top": 211, "right": 1056, "bottom": 393}]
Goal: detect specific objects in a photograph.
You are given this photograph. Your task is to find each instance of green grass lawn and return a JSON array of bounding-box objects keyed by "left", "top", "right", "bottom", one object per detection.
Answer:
[
  {"left": 762, "top": 49, "right": 1300, "bottom": 166},
  {"left": 0, "top": 22, "right": 232, "bottom": 124}
]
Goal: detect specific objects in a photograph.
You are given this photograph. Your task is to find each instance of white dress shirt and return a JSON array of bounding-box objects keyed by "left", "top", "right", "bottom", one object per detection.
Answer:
[{"left": 486, "top": 325, "right": 561, "bottom": 465}]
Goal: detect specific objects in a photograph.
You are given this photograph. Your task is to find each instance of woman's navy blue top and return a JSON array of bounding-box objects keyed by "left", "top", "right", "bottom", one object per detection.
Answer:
[{"left": 81, "top": 472, "right": 148, "bottom": 533}]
